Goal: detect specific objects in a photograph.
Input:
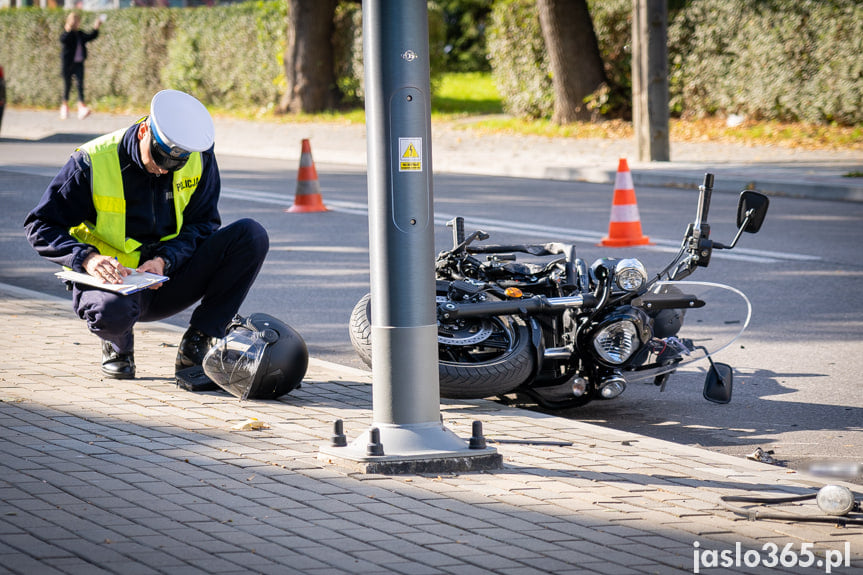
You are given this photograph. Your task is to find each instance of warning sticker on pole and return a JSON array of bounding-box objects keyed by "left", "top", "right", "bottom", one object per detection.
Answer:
[{"left": 398, "top": 137, "right": 423, "bottom": 172}]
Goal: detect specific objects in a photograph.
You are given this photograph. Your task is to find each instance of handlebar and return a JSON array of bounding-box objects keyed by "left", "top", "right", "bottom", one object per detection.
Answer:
[
  {"left": 654, "top": 173, "right": 717, "bottom": 282},
  {"left": 438, "top": 293, "right": 598, "bottom": 320},
  {"left": 444, "top": 217, "right": 490, "bottom": 255}
]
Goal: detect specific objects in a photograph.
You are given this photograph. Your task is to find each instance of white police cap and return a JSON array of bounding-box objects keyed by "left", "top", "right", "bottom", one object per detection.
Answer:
[{"left": 148, "top": 90, "right": 215, "bottom": 159}]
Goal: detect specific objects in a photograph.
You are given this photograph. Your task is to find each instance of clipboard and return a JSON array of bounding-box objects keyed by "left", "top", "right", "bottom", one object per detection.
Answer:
[{"left": 55, "top": 269, "right": 169, "bottom": 295}]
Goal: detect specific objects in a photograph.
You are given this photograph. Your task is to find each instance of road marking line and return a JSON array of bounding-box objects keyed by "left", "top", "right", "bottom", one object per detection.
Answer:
[{"left": 221, "top": 188, "right": 819, "bottom": 264}]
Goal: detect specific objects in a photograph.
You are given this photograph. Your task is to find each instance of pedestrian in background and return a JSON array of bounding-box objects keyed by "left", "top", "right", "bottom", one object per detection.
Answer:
[{"left": 60, "top": 11, "right": 102, "bottom": 120}]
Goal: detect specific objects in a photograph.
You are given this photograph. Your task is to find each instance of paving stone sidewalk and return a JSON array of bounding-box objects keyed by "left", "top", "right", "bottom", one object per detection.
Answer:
[{"left": 1, "top": 283, "right": 862, "bottom": 574}]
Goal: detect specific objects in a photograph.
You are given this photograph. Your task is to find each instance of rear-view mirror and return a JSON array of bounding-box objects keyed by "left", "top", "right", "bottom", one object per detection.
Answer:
[
  {"left": 737, "top": 190, "right": 769, "bottom": 233},
  {"left": 703, "top": 361, "right": 733, "bottom": 404}
]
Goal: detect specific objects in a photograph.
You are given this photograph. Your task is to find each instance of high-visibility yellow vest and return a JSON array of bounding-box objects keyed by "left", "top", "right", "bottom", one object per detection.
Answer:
[{"left": 70, "top": 127, "right": 202, "bottom": 268}]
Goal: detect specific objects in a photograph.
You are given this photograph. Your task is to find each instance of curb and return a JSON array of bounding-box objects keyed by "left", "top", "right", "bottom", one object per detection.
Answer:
[
  {"left": 2, "top": 107, "right": 862, "bottom": 203},
  {"left": 544, "top": 166, "right": 863, "bottom": 203}
]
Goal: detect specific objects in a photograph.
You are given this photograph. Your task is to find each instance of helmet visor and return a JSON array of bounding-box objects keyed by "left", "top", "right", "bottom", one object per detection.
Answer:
[{"left": 202, "top": 330, "right": 268, "bottom": 400}]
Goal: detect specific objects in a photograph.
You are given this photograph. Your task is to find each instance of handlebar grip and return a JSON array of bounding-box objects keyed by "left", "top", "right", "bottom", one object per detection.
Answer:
[
  {"left": 695, "top": 173, "right": 714, "bottom": 229},
  {"left": 447, "top": 217, "right": 465, "bottom": 248}
]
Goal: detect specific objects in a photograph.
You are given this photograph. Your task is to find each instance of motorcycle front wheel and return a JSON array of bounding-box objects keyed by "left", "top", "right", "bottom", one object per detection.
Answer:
[{"left": 348, "top": 293, "right": 536, "bottom": 399}]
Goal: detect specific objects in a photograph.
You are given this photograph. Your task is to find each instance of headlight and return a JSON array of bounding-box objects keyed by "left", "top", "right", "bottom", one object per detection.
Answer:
[
  {"left": 614, "top": 258, "right": 647, "bottom": 292},
  {"left": 816, "top": 485, "right": 857, "bottom": 516},
  {"left": 593, "top": 320, "right": 641, "bottom": 364},
  {"left": 583, "top": 306, "right": 650, "bottom": 366}
]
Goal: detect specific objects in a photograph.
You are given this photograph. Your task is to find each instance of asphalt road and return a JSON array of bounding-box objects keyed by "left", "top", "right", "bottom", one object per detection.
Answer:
[{"left": 2, "top": 138, "right": 861, "bottom": 484}]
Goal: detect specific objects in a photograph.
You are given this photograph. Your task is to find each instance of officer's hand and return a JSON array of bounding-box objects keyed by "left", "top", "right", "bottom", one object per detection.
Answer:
[
  {"left": 83, "top": 253, "right": 130, "bottom": 284},
  {"left": 137, "top": 257, "right": 166, "bottom": 289}
]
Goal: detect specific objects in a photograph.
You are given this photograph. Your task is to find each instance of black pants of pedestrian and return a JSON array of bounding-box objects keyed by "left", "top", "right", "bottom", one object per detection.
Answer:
[
  {"left": 62, "top": 62, "right": 85, "bottom": 103},
  {"left": 72, "top": 218, "right": 269, "bottom": 354}
]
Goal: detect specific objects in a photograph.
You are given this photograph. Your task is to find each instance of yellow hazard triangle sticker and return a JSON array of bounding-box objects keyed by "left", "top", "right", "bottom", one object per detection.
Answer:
[{"left": 399, "top": 137, "right": 423, "bottom": 172}]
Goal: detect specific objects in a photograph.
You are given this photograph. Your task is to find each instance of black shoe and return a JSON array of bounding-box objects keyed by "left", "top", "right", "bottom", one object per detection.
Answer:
[
  {"left": 176, "top": 327, "right": 219, "bottom": 391},
  {"left": 101, "top": 340, "right": 136, "bottom": 379},
  {"left": 175, "top": 327, "right": 218, "bottom": 370}
]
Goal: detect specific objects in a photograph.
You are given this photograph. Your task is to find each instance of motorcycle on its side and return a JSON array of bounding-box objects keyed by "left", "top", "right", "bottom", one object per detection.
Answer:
[{"left": 349, "top": 174, "right": 769, "bottom": 409}]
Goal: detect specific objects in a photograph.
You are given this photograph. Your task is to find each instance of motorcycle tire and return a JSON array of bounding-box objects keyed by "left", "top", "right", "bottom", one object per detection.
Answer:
[{"left": 348, "top": 293, "right": 536, "bottom": 399}]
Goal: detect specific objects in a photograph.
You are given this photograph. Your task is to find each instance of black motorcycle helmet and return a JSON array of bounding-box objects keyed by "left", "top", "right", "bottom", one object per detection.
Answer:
[{"left": 203, "top": 313, "right": 308, "bottom": 400}]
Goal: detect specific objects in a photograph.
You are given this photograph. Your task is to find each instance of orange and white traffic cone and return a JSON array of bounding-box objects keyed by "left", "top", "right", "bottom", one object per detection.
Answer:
[
  {"left": 599, "top": 158, "right": 651, "bottom": 247},
  {"left": 286, "top": 139, "right": 328, "bottom": 213}
]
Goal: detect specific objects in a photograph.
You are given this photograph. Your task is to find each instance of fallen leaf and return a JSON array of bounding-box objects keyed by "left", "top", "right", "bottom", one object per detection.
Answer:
[{"left": 231, "top": 418, "right": 270, "bottom": 431}]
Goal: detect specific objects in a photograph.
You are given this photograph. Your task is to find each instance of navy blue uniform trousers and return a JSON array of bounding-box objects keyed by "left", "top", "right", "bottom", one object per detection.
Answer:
[{"left": 72, "top": 219, "right": 269, "bottom": 354}]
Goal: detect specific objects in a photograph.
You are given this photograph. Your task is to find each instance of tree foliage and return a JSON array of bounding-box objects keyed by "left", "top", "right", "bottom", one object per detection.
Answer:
[{"left": 439, "top": 0, "right": 494, "bottom": 72}]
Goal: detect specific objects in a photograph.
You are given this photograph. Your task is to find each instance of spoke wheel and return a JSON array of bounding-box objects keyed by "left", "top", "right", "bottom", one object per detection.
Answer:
[{"left": 349, "top": 293, "right": 535, "bottom": 399}]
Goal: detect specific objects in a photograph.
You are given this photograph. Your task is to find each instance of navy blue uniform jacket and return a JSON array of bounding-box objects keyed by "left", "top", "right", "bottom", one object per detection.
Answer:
[{"left": 23, "top": 123, "right": 222, "bottom": 275}]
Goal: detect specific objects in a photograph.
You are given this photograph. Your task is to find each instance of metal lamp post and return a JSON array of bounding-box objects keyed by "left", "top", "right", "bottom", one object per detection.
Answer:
[{"left": 319, "top": 0, "right": 500, "bottom": 474}]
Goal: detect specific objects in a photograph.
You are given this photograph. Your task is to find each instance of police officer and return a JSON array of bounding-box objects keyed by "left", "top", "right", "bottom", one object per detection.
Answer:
[{"left": 24, "top": 90, "right": 269, "bottom": 390}]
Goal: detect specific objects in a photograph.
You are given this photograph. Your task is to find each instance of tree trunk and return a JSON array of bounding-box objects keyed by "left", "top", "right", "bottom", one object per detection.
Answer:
[
  {"left": 279, "top": 0, "right": 339, "bottom": 114},
  {"left": 632, "top": 0, "right": 670, "bottom": 161},
  {"left": 536, "top": 0, "right": 607, "bottom": 124}
]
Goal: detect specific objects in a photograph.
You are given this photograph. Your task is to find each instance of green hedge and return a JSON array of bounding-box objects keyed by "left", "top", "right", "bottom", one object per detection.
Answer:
[
  {"left": 487, "top": 0, "right": 862, "bottom": 125},
  {"left": 162, "top": 1, "right": 288, "bottom": 110},
  {"left": 0, "top": 1, "right": 445, "bottom": 113},
  {"left": 668, "top": 0, "right": 862, "bottom": 125},
  {"left": 87, "top": 9, "right": 173, "bottom": 109},
  {"left": 0, "top": 3, "right": 286, "bottom": 110},
  {"left": 3, "top": 0, "right": 859, "bottom": 125},
  {"left": 486, "top": 0, "right": 552, "bottom": 118}
]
